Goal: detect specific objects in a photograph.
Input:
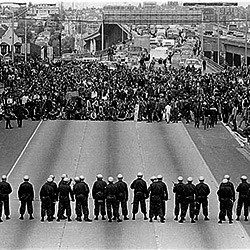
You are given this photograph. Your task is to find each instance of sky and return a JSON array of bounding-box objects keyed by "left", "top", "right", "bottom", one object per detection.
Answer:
[{"left": 3, "top": 0, "right": 249, "bottom": 7}]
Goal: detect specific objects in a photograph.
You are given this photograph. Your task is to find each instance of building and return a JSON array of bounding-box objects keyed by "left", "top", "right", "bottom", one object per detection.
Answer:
[{"left": 27, "top": 4, "right": 59, "bottom": 19}]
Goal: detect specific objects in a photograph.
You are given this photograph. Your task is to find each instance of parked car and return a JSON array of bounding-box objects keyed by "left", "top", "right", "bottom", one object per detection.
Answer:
[{"left": 184, "top": 58, "right": 202, "bottom": 70}]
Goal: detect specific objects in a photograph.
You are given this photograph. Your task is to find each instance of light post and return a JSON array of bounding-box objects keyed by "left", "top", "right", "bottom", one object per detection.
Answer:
[
  {"left": 217, "top": 8, "right": 220, "bottom": 64},
  {"left": 245, "top": 10, "right": 248, "bottom": 67}
]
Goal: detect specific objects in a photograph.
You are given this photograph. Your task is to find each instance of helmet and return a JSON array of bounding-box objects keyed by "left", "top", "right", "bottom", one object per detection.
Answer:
[
  {"left": 157, "top": 175, "right": 163, "bottom": 180},
  {"left": 108, "top": 176, "right": 114, "bottom": 182},
  {"left": 222, "top": 178, "right": 228, "bottom": 184},
  {"left": 199, "top": 176, "right": 204, "bottom": 181},
  {"left": 47, "top": 177, "right": 53, "bottom": 182},
  {"left": 63, "top": 177, "right": 69, "bottom": 183},
  {"left": 224, "top": 174, "right": 230, "bottom": 180},
  {"left": 74, "top": 177, "right": 80, "bottom": 182},
  {"left": 23, "top": 175, "right": 29, "bottom": 181},
  {"left": 61, "top": 174, "right": 67, "bottom": 179},
  {"left": 177, "top": 176, "right": 183, "bottom": 181},
  {"left": 2, "top": 175, "right": 7, "bottom": 180},
  {"left": 79, "top": 175, "right": 84, "bottom": 180},
  {"left": 137, "top": 172, "right": 143, "bottom": 177},
  {"left": 241, "top": 175, "right": 247, "bottom": 180},
  {"left": 187, "top": 177, "right": 193, "bottom": 182},
  {"left": 49, "top": 175, "right": 55, "bottom": 180},
  {"left": 96, "top": 174, "right": 103, "bottom": 179},
  {"left": 117, "top": 174, "right": 123, "bottom": 179},
  {"left": 150, "top": 176, "right": 157, "bottom": 181}
]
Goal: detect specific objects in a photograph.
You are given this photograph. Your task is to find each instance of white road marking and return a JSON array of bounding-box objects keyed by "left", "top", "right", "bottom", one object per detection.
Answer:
[{"left": 7, "top": 120, "right": 43, "bottom": 178}]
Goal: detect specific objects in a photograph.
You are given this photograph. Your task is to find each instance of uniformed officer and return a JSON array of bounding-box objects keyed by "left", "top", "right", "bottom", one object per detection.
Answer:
[
  {"left": 115, "top": 174, "right": 129, "bottom": 220},
  {"left": 130, "top": 172, "right": 149, "bottom": 220},
  {"left": 48, "top": 175, "right": 58, "bottom": 220},
  {"left": 148, "top": 176, "right": 164, "bottom": 223},
  {"left": 0, "top": 175, "right": 12, "bottom": 222},
  {"left": 105, "top": 176, "right": 122, "bottom": 222},
  {"left": 157, "top": 175, "right": 168, "bottom": 221},
  {"left": 39, "top": 177, "right": 54, "bottom": 222},
  {"left": 236, "top": 175, "right": 250, "bottom": 221},
  {"left": 56, "top": 177, "right": 74, "bottom": 222},
  {"left": 73, "top": 176, "right": 92, "bottom": 222},
  {"left": 173, "top": 176, "right": 185, "bottom": 221},
  {"left": 195, "top": 176, "right": 210, "bottom": 221},
  {"left": 92, "top": 174, "right": 107, "bottom": 220},
  {"left": 217, "top": 178, "right": 234, "bottom": 224},
  {"left": 220, "top": 174, "right": 235, "bottom": 221},
  {"left": 18, "top": 175, "right": 34, "bottom": 220},
  {"left": 179, "top": 177, "right": 196, "bottom": 223}
]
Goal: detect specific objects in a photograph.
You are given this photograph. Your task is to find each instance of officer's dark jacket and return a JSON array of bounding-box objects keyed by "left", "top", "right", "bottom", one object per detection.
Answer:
[
  {"left": 73, "top": 182, "right": 90, "bottom": 198},
  {"left": 92, "top": 180, "right": 107, "bottom": 200},
  {"left": 18, "top": 181, "right": 34, "bottom": 201},
  {"left": 130, "top": 178, "right": 148, "bottom": 197},
  {"left": 39, "top": 182, "right": 54, "bottom": 200},
  {"left": 219, "top": 181, "right": 235, "bottom": 201},
  {"left": 104, "top": 183, "right": 118, "bottom": 200},
  {"left": 157, "top": 181, "right": 168, "bottom": 200},
  {"left": 173, "top": 182, "right": 185, "bottom": 198},
  {"left": 236, "top": 182, "right": 250, "bottom": 198},
  {"left": 0, "top": 181, "right": 12, "bottom": 200},
  {"left": 195, "top": 183, "right": 210, "bottom": 198},
  {"left": 217, "top": 183, "right": 234, "bottom": 200},
  {"left": 184, "top": 183, "right": 196, "bottom": 199},
  {"left": 148, "top": 182, "right": 164, "bottom": 198},
  {"left": 58, "top": 182, "right": 74, "bottom": 201},
  {"left": 49, "top": 181, "right": 58, "bottom": 201},
  {"left": 115, "top": 180, "right": 128, "bottom": 201}
]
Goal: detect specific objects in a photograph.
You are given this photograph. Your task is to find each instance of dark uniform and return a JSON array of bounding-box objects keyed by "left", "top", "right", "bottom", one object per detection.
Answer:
[
  {"left": 180, "top": 178, "right": 196, "bottom": 223},
  {"left": 195, "top": 177, "right": 210, "bottom": 220},
  {"left": 105, "top": 177, "right": 122, "bottom": 222},
  {"left": 14, "top": 104, "right": 26, "bottom": 128},
  {"left": 48, "top": 175, "right": 58, "bottom": 219},
  {"left": 173, "top": 177, "right": 185, "bottom": 221},
  {"left": 115, "top": 175, "right": 129, "bottom": 220},
  {"left": 92, "top": 175, "right": 107, "bottom": 220},
  {"left": 39, "top": 178, "right": 54, "bottom": 222},
  {"left": 18, "top": 176, "right": 34, "bottom": 220},
  {"left": 236, "top": 176, "right": 250, "bottom": 221},
  {"left": 130, "top": 173, "right": 149, "bottom": 220},
  {"left": 217, "top": 179, "right": 234, "bottom": 223},
  {"left": 157, "top": 175, "right": 168, "bottom": 219},
  {"left": 57, "top": 178, "right": 74, "bottom": 222},
  {"left": 0, "top": 175, "right": 12, "bottom": 221},
  {"left": 148, "top": 178, "right": 164, "bottom": 223},
  {"left": 73, "top": 177, "right": 91, "bottom": 222}
]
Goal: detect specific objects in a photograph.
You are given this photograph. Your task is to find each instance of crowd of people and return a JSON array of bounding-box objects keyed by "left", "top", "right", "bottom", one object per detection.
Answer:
[
  {"left": 0, "top": 173, "right": 250, "bottom": 224},
  {"left": 0, "top": 58, "right": 250, "bottom": 135}
]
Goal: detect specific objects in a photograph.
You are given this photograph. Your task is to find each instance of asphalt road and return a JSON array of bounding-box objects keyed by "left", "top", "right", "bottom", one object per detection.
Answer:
[{"left": 0, "top": 119, "right": 250, "bottom": 249}]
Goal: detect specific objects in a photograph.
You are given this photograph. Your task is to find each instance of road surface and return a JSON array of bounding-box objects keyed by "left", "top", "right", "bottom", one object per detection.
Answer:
[{"left": 0, "top": 119, "right": 250, "bottom": 249}]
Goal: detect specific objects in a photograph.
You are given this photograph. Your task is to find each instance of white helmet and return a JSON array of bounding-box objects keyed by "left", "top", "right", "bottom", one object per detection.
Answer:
[
  {"left": 199, "top": 176, "right": 204, "bottom": 181},
  {"left": 23, "top": 175, "right": 29, "bottom": 181},
  {"left": 177, "top": 176, "right": 183, "bottom": 181},
  {"left": 222, "top": 178, "right": 228, "bottom": 184},
  {"left": 117, "top": 174, "right": 123, "bottom": 179},
  {"left": 96, "top": 174, "right": 103, "bottom": 179},
  {"left": 137, "top": 172, "right": 143, "bottom": 178},
  {"left": 64, "top": 177, "right": 69, "bottom": 183},
  {"left": 47, "top": 177, "right": 53, "bottom": 183},
  {"left": 79, "top": 175, "right": 85, "bottom": 181},
  {"left": 74, "top": 177, "right": 80, "bottom": 182},
  {"left": 61, "top": 174, "right": 67, "bottom": 179},
  {"left": 157, "top": 175, "right": 163, "bottom": 180},
  {"left": 187, "top": 177, "right": 193, "bottom": 182},
  {"left": 241, "top": 175, "right": 247, "bottom": 180},
  {"left": 108, "top": 176, "right": 114, "bottom": 182},
  {"left": 150, "top": 176, "right": 157, "bottom": 181},
  {"left": 49, "top": 175, "right": 55, "bottom": 180},
  {"left": 2, "top": 175, "right": 7, "bottom": 180},
  {"left": 224, "top": 174, "right": 230, "bottom": 180}
]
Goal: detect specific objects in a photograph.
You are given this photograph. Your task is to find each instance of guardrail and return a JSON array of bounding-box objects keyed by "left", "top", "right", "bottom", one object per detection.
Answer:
[{"left": 204, "top": 56, "right": 224, "bottom": 72}]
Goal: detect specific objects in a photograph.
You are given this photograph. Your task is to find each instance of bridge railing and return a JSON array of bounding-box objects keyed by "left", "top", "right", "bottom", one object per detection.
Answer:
[{"left": 204, "top": 56, "right": 224, "bottom": 72}]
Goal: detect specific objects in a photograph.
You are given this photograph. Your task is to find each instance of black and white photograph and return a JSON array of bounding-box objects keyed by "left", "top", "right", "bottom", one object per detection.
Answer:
[{"left": 0, "top": 0, "right": 250, "bottom": 249}]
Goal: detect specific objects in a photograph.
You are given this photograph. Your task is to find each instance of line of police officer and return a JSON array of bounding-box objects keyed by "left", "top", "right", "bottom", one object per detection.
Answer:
[{"left": 0, "top": 173, "right": 250, "bottom": 224}]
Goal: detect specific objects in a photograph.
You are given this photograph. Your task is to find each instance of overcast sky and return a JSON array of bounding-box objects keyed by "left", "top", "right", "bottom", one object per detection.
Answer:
[{"left": 4, "top": 0, "right": 249, "bottom": 7}]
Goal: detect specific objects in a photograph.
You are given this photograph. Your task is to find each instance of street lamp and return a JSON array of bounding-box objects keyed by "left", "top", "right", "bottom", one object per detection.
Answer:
[{"left": 245, "top": 10, "right": 248, "bottom": 67}]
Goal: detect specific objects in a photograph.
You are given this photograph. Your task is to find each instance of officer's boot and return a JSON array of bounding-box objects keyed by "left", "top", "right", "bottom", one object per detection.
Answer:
[
  {"left": 194, "top": 215, "right": 198, "bottom": 221},
  {"left": 40, "top": 217, "right": 45, "bottom": 222},
  {"left": 108, "top": 217, "right": 112, "bottom": 222},
  {"left": 245, "top": 216, "right": 248, "bottom": 221},
  {"left": 160, "top": 217, "right": 165, "bottom": 223},
  {"left": 149, "top": 217, "right": 153, "bottom": 222},
  {"left": 204, "top": 216, "right": 210, "bottom": 221},
  {"left": 102, "top": 215, "right": 106, "bottom": 220},
  {"left": 144, "top": 214, "right": 148, "bottom": 220},
  {"left": 132, "top": 214, "right": 136, "bottom": 220},
  {"left": 68, "top": 217, "right": 72, "bottom": 222},
  {"left": 0, "top": 218, "right": 3, "bottom": 222},
  {"left": 94, "top": 215, "right": 98, "bottom": 220},
  {"left": 48, "top": 216, "right": 53, "bottom": 222},
  {"left": 236, "top": 216, "right": 240, "bottom": 221},
  {"left": 84, "top": 216, "right": 92, "bottom": 222},
  {"left": 154, "top": 216, "right": 157, "bottom": 220},
  {"left": 6, "top": 216, "right": 10, "bottom": 220},
  {"left": 29, "top": 214, "right": 34, "bottom": 220},
  {"left": 179, "top": 217, "right": 184, "bottom": 223},
  {"left": 191, "top": 218, "right": 196, "bottom": 223},
  {"left": 124, "top": 216, "right": 129, "bottom": 220},
  {"left": 174, "top": 216, "right": 178, "bottom": 221},
  {"left": 76, "top": 216, "right": 82, "bottom": 222},
  {"left": 229, "top": 219, "right": 233, "bottom": 224},
  {"left": 19, "top": 214, "right": 24, "bottom": 220},
  {"left": 117, "top": 217, "right": 122, "bottom": 223}
]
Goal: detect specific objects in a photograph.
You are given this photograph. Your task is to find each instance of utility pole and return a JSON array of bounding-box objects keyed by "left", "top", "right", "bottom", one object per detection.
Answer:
[
  {"left": 201, "top": 10, "right": 204, "bottom": 57},
  {"left": 24, "top": 17, "right": 27, "bottom": 63},
  {"left": 217, "top": 8, "right": 220, "bottom": 65},
  {"left": 245, "top": 10, "right": 248, "bottom": 66},
  {"left": 11, "top": 11, "right": 14, "bottom": 62}
]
